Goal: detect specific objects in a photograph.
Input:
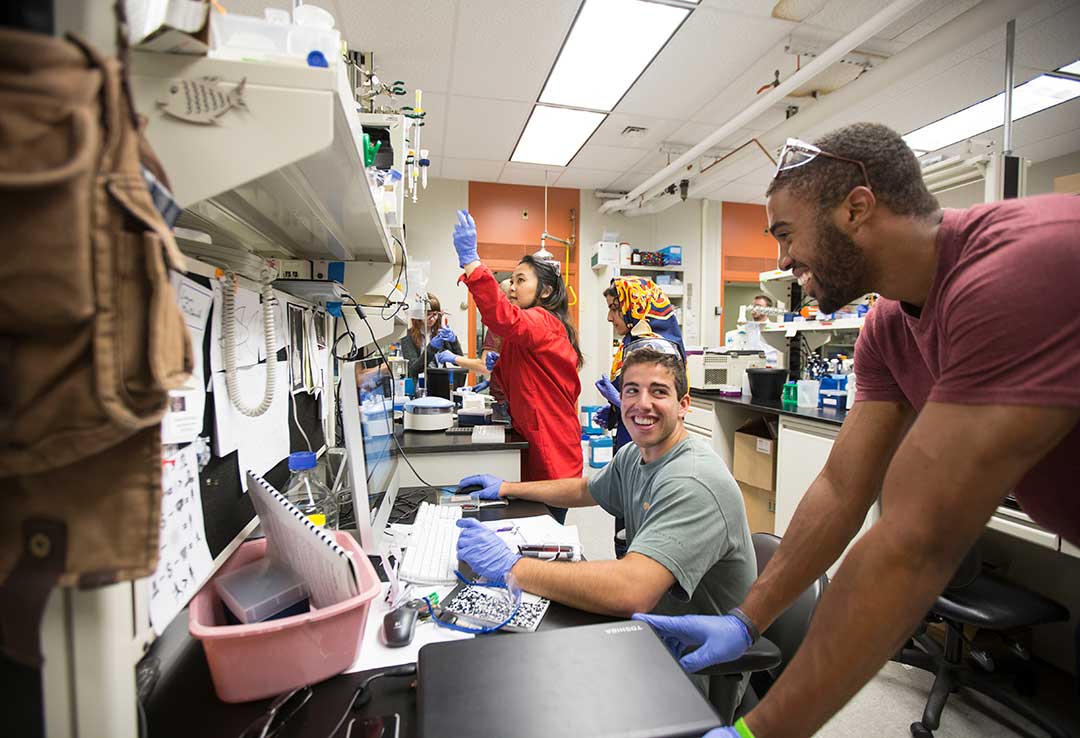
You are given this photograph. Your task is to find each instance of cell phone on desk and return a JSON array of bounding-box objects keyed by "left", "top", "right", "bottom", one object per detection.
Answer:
[{"left": 353, "top": 713, "right": 400, "bottom": 738}]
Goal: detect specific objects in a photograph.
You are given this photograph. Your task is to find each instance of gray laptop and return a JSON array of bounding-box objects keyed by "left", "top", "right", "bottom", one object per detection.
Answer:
[{"left": 418, "top": 620, "right": 721, "bottom": 738}]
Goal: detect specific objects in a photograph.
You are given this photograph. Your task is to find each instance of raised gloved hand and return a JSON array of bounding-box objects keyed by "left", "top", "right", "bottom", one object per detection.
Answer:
[
  {"left": 457, "top": 473, "right": 503, "bottom": 500},
  {"left": 703, "top": 728, "right": 738, "bottom": 738},
  {"left": 453, "top": 209, "right": 479, "bottom": 268},
  {"left": 430, "top": 327, "right": 457, "bottom": 351},
  {"left": 593, "top": 405, "right": 613, "bottom": 427},
  {"left": 595, "top": 375, "right": 621, "bottom": 407},
  {"left": 631, "top": 613, "right": 751, "bottom": 673},
  {"left": 456, "top": 518, "right": 521, "bottom": 585},
  {"left": 435, "top": 349, "right": 458, "bottom": 366},
  {"left": 485, "top": 351, "right": 500, "bottom": 372}
]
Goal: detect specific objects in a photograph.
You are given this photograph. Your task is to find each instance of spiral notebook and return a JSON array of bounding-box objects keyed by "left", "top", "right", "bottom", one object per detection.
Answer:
[{"left": 246, "top": 471, "right": 360, "bottom": 607}]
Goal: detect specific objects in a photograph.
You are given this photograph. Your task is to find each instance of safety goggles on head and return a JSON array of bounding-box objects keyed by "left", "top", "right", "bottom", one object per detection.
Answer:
[
  {"left": 774, "top": 137, "right": 871, "bottom": 191},
  {"left": 624, "top": 336, "right": 683, "bottom": 360}
]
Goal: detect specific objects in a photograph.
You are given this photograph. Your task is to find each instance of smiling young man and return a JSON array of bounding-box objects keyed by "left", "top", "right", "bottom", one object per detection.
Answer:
[
  {"left": 640, "top": 122, "right": 1080, "bottom": 738},
  {"left": 453, "top": 346, "right": 757, "bottom": 716}
]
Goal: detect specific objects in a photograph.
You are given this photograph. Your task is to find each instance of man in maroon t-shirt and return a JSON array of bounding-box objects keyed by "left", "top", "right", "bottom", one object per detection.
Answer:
[{"left": 636, "top": 123, "right": 1080, "bottom": 738}]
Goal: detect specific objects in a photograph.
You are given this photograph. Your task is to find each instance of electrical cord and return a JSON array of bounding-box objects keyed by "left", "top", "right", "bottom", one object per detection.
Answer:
[
  {"left": 322, "top": 664, "right": 417, "bottom": 738},
  {"left": 221, "top": 271, "right": 277, "bottom": 417}
]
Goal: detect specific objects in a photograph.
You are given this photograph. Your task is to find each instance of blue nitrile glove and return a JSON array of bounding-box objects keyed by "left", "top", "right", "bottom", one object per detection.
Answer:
[
  {"left": 472, "top": 379, "right": 490, "bottom": 393},
  {"left": 631, "top": 613, "right": 752, "bottom": 673},
  {"left": 593, "top": 405, "right": 613, "bottom": 427},
  {"left": 456, "top": 518, "right": 521, "bottom": 585},
  {"left": 430, "top": 327, "right": 457, "bottom": 351},
  {"left": 453, "top": 209, "right": 479, "bottom": 268},
  {"left": 457, "top": 473, "right": 503, "bottom": 500},
  {"left": 485, "top": 351, "right": 500, "bottom": 372},
  {"left": 435, "top": 349, "right": 458, "bottom": 365},
  {"left": 596, "top": 375, "right": 621, "bottom": 407},
  {"left": 703, "top": 729, "right": 739, "bottom": 738}
]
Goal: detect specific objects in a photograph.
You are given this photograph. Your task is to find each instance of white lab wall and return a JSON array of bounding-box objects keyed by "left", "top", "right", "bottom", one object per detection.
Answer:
[
  {"left": 935, "top": 148, "right": 1080, "bottom": 208},
  {"left": 397, "top": 178, "right": 470, "bottom": 341},
  {"left": 577, "top": 194, "right": 720, "bottom": 404}
]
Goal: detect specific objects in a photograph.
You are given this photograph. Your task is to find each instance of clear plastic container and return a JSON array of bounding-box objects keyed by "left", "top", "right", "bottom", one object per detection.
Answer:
[
  {"left": 284, "top": 451, "right": 338, "bottom": 529},
  {"left": 213, "top": 556, "right": 308, "bottom": 624},
  {"left": 797, "top": 379, "right": 821, "bottom": 409}
]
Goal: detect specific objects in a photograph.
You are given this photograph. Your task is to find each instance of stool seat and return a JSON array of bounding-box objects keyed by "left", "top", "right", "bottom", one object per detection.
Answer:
[{"left": 934, "top": 572, "right": 1069, "bottom": 630}]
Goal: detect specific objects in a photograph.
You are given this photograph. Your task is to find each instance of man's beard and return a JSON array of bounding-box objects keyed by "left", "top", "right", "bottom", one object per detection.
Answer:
[{"left": 811, "top": 216, "right": 871, "bottom": 314}]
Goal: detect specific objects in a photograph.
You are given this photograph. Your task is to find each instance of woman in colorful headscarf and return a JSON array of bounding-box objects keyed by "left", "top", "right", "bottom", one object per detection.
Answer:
[{"left": 596, "top": 276, "right": 685, "bottom": 450}]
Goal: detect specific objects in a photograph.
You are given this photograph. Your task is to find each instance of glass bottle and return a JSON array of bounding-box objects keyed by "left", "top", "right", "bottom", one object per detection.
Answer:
[{"left": 284, "top": 451, "right": 338, "bottom": 529}]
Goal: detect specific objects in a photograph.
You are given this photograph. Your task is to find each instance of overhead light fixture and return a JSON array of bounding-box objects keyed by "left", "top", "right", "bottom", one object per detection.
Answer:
[
  {"left": 511, "top": 105, "right": 607, "bottom": 166},
  {"left": 539, "top": 0, "right": 689, "bottom": 111},
  {"left": 1059, "top": 60, "right": 1080, "bottom": 74},
  {"left": 904, "top": 62, "right": 1080, "bottom": 153}
]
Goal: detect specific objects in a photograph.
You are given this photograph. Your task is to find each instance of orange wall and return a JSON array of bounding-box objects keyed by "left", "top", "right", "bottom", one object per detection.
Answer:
[
  {"left": 466, "top": 182, "right": 581, "bottom": 360},
  {"left": 721, "top": 202, "right": 778, "bottom": 283}
]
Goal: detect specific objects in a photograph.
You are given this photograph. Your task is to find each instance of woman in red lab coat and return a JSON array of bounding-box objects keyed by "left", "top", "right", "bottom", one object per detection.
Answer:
[{"left": 452, "top": 210, "right": 582, "bottom": 523}]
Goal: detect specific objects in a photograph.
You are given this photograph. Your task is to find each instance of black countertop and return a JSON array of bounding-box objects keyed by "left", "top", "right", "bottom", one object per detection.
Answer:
[
  {"left": 391, "top": 425, "right": 529, "bottom": 455},
  {"left": 144, "top": 493, "right": 610, "bottom": 738},
  {"left": 690, "top": 389, "right": 847, "bottom": 427}
]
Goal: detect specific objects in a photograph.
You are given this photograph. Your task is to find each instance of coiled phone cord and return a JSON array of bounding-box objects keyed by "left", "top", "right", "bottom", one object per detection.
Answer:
[{"left": 221, "top": 271, "right": 278, "bottom": 417}]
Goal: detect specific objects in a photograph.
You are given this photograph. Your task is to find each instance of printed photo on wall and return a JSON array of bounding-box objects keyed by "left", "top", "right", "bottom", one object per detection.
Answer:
[{"left": 287, "top": 303, "right": 306, "bottom": 394}]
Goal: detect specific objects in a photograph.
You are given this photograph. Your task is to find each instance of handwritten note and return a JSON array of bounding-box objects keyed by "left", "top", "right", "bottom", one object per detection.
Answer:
[
  {"left": 149, "top": 445, "right": 214, "bottom": 635},
  {"left": 163, "top": 274, "right": 211, "bottom": 444},
  {"left": 210, "top": 280, "right": 263, "bottom": 373}
]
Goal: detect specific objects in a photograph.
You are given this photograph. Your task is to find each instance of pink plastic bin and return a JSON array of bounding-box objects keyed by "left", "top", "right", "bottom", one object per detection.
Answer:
[{"left": 189, "top": 531, "right": 380, "bottom": 703}]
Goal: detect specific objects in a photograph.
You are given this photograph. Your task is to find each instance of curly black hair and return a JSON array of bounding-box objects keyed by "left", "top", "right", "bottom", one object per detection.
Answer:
[{"left": 766, "top": 122, "right": 939, "bottom": 218}]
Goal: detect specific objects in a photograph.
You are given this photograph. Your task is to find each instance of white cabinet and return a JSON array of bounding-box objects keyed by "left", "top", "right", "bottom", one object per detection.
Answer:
[{"left": 776, "top": 417, "right": 879, "bottom": 578}]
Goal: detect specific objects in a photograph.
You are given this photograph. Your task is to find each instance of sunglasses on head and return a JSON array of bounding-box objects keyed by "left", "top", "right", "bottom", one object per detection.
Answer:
[
  {"left": 624, "top": 337, "right": 683, "bottom": 359},
  {"left": 774, "top": 137, "right": 871, "bottom": 191}
]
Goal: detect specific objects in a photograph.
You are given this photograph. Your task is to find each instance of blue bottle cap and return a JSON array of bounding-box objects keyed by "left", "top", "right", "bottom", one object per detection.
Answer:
[
  {"left": 288, "top": 451, "right": 317, "bottom": 471},
  {"left": 306, "top": 51, "right": 329, "bottom": 68}
]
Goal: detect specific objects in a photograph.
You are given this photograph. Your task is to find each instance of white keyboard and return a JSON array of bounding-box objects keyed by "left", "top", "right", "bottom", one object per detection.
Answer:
[{"left": 399, "top": 502, "right": 463, "bottom": 585}]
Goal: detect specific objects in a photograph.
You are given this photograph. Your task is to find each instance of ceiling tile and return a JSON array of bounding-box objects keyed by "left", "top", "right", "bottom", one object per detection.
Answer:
[
  {"left": 615, "top": 8, "right": 795, "bottom": 119},
  {"left": 443, "top": 96, "right": 533, "bottom": 160},
  {"left": 332, "top": 0, "right": 458, "bottom": 94},
  {"left": 555, "top": 168, "right": 625, "bottom": 190},
  {"left": 440, "top": 158, "right": 505, "bottom": 182},
  {"left": 499, "top": 163, "right": 557, "bottom": 186},
  {"left": 883, "top": 0, "right": 979, "bottom": 45},
  {"left": 589, "top": 114, "right": 684, "bottom": 150},
  {"left": 570, "top": 143, "right": 656, "bottom": 171},
  {"left": 608, "top": 171, "right": 652, "bottom": 192},
  {"left": 450, "top": 0, "right": 578, "bottom": 101},
  {"left": 702, "top": 181, "right": 767, "bottom": 204},
  {"left": 699, "top": 0, "right": 783, "bottom": 16}
]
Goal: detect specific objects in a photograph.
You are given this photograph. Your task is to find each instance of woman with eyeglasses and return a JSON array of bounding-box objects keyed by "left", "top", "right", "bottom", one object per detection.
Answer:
[
  {"left": 400, "top": 292, "right": 462, "bottom": 381},
  {"left": 450, "top": 210, "right": 583, "bottom": 523}
]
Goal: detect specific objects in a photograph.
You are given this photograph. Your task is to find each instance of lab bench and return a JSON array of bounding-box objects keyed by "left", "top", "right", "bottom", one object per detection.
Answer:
[
  {"left": 142, "top": 494, "right": 611, "bottom": 738},
  {"left": 392, "top": 426, "right": 529, "bottom": 487}
]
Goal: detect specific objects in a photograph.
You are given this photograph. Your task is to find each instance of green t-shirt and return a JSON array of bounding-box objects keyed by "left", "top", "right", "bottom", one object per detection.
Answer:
[{"left": 587, "top": 434, "right": 757, "bottom": 618}]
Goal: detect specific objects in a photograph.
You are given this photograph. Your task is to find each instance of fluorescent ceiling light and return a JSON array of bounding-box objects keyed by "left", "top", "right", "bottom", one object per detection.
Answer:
[
  {"left": 903, "top": 71, "right": 1080, "bottom": 153},
  {"left": 1059, "top": 60, "right": 1080, "bottom": 75},
  {"left": 511, "top": 105, "right": 607, "bottom": 166},
  {"left": 539, "top": 0, "right": 689, "bottom": 111}
]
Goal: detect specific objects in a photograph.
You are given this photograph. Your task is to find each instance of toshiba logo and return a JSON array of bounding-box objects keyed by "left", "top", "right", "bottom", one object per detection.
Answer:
[{"left": 604, "top": 624, "right": 644, "bottom": 635}]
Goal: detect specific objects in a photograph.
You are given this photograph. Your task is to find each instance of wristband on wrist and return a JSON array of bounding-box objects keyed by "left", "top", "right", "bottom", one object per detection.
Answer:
[
  {"left": 733, "top": 717, "right": 757, "bottom": 738},
  {"left": 728, "top": 607, "right": 761, "bottom": 645}
]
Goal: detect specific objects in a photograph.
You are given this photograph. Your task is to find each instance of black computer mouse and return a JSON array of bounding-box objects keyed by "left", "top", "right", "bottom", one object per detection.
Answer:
[
  {"left": 457, "top": 483, "right": 485, "bottom": 496},
  {"left": 382, "top": 605, "right": 418, "bottom": 648}
]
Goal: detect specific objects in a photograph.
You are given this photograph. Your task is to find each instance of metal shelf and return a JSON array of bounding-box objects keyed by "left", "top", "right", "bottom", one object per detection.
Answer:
[
  {"left": 618, "top": 264, "right": 684, "bottom": 272},
  {"left": 131, "top": 52, "right": 393, "bottom": 263}
]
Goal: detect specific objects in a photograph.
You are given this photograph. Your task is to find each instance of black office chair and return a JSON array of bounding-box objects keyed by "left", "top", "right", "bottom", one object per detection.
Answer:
[
  {"left": 893, "top": 548, "right": 1072, "bottom": 738},
  {"left": 698, "top": 532, "right": 829, "bottom": 722}
]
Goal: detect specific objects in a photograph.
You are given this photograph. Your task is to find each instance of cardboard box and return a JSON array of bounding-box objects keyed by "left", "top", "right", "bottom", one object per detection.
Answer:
[
  {"left": 733, "top": 417, "right": 777, "bottom": 492},
  {"left": 739, "top": 482, "right": 775, "bottom": 534}
]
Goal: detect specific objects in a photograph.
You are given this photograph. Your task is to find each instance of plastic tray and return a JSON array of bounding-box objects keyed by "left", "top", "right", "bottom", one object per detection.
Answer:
[{"left": 189, "top": 532, "right": 379, "bottom": 703}]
